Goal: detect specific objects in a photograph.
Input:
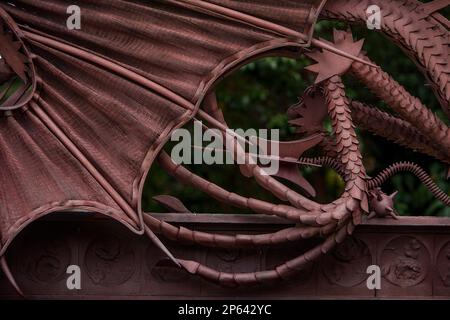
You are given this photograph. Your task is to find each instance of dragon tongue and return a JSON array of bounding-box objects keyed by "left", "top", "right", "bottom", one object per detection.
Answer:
[{"left": 251, "top": 134, "right": 323, "bottom": 197}]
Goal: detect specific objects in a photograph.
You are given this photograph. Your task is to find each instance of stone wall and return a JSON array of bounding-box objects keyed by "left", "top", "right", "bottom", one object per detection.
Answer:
[{"left": 1, "top": 213, "right": 450, "bottom": 299}]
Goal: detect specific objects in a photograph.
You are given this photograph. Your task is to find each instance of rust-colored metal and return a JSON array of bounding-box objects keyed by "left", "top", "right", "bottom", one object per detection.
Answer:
[
  {"left": 323, "top": 0, "right": 450, "bottom": 117},
  {"left": 0, "top": 0, "right": 449, "bottom": 295}
]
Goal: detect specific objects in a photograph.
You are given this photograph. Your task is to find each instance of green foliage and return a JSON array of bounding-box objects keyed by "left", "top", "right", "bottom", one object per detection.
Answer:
[{"left": 0, "top": 76, "right": 22, "bottom": 104}]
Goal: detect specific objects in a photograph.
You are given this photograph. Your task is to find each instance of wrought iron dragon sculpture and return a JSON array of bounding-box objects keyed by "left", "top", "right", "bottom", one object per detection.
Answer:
[{"left": 0, "top": 0, "right": 449, "bottom": 295}]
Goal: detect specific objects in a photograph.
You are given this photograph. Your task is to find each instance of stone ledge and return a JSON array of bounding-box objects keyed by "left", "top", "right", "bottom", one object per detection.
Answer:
[{"left": 1, "top": 213, "right": 449, "bottom": 299}]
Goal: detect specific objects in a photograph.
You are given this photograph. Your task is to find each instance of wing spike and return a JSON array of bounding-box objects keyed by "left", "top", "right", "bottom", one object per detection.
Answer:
[{"left": 310, "top": 38, "right": 377, "bottom": 68}]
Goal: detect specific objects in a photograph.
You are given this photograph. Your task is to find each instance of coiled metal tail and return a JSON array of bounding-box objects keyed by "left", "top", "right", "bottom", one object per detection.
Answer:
[
  {"left": 368, "top": 162, "right": 450, "bottom": 206},
  {"left": 300, "top": 157, "right": 450, "bottom": 207}
]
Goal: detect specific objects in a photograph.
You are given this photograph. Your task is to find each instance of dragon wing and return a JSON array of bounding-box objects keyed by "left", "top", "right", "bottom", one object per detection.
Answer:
[{"left": 0, "top": 0, "right": 325, "bottom": 255}]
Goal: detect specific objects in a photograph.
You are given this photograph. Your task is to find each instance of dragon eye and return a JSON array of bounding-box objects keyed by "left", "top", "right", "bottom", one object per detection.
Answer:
[{"left": 0, "top": 13, "right": 36, "bottom": 111}]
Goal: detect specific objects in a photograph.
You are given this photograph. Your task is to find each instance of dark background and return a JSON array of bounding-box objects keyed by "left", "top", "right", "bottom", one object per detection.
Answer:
[{"left": 142, "top": 13, "right": 450, "bottom": 217}]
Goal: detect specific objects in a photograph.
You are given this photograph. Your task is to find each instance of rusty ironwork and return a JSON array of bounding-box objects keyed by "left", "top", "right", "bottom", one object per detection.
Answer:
[{"left": 0, "top": 0, "right": 449, "bottom": 295}]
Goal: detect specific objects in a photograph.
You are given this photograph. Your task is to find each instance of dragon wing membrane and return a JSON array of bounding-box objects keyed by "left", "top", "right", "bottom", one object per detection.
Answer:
[{"left": 0, "top": 0, "right": 324, "bottom": 255}]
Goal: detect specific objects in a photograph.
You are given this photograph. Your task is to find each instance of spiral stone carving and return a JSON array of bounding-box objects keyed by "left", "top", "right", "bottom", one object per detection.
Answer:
[{"left": 85, "top": 235, "right": 135, "bottom": 287}]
